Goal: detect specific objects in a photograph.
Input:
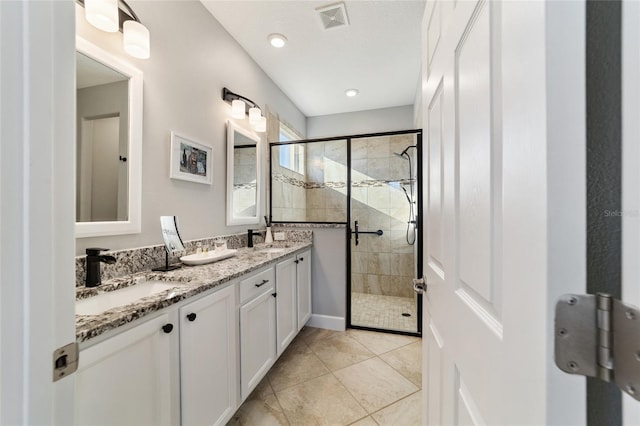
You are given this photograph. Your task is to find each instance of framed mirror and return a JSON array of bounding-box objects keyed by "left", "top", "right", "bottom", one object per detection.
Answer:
[
  {"left": 75, "top": 36, "right": 142, "bottom": 238},
  {"left": 226, "top": 121, "right": 261, "bottom": 226}
]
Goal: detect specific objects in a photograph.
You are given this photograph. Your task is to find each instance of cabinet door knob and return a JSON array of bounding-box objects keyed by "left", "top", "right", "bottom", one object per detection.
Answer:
[
  {"left": 272, "top": 292, "right": 277, "bottom": 298},
  {"left": 162, "top": 324, "right": 174, "bottom": 334},
  {"left": 294, "top": 260, "right": 299, "bottom": 264},
  {"left": 186, "top": 313, "right": 197, "bottom": 322},
  {"left": 299, "top": 257, "right": 304, "bottom": 262}
]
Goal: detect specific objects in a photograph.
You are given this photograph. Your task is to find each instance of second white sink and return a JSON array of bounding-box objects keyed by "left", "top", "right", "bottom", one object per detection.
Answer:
[{"left": 76, "top": 281, "right": 185, "bottom": 316}]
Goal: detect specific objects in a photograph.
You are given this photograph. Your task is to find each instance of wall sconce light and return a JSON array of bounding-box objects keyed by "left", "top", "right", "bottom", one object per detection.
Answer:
[
  {"left": 223, "top": 87, "right": 266, "bottom": 132},
  {"left": 80, "top": 0, "right": 151, "bottom": 59}
]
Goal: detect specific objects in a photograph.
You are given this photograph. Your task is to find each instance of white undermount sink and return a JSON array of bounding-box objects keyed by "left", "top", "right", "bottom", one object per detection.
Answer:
[
  {"left": 257, "top": 247, "right": 286, "bottom": 254},
  {"left": 76, "top": 281, "right": 184, "bottom": 316}
]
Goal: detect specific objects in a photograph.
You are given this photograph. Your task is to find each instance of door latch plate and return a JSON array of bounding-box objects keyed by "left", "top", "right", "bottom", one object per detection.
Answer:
[{"left": 53, "top": 342, "right": 78, "bottom": 382}]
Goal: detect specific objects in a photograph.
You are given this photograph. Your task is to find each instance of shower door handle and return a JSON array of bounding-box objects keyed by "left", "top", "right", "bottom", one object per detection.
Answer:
[
  {"left": 352, "top": 220, "right": 383, "bottom": 246},
  {"left": 413, "top": 277, "right": 427, "bottom": 295}
]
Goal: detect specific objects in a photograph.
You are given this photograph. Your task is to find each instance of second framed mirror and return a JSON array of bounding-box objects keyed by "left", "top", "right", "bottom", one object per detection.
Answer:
[{"left": 226, "top": 121, "right": 261, "bottom": 226}]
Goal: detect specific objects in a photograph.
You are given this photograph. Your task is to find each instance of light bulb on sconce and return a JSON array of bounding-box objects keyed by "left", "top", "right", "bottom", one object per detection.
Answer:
[
  {"left": 123, "top": 20, "right": 150, "bottom": 59},
  {"left": 231, "top": 100, "right": 246, "bottom": 119},
  {"left": 249, "top": 107, "right": 262, "bottom": 125},
  {"left": 254, "top": 116, "right": 267, "bottom": 133},
  {"left": 81, "top": 0, "right": 151, "bottom": 60},
  {"left": 85, "top": 0, "right": 119, "bottom": 32}
]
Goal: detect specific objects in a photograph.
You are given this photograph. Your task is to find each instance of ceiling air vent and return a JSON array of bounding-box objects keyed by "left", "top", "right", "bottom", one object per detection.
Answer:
[{"left": 316, "top": 2, "right": 349, "bottom": 31}]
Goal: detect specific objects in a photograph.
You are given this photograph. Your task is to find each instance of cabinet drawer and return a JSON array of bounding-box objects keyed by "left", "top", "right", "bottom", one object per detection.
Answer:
[{"left": 239, "top": 267, "right": 275, "bottom": 304}]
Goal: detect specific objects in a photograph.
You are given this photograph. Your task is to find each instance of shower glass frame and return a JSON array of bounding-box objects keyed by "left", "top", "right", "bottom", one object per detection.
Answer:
[{"left": 269, "top": 129, "right": 423, "bottom": 337}]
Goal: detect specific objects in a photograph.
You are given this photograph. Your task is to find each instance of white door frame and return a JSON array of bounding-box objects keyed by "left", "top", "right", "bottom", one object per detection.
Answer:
[
  {"left": 1, "top": 1, "right": 76, "bottom": 424},
  {"left": 622, "top": 1, "right": 640, "bottom": 423}
]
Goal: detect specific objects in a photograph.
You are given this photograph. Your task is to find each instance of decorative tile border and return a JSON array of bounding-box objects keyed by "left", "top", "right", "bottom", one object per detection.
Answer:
[
  {"left": 233, "top": 183, "right": 257, "bottom": 190},
  {"left": 273, "top": 173, "right": 412, "bottom": 190}
]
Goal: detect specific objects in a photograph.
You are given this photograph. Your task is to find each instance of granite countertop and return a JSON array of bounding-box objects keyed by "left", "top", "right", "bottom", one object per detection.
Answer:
[{"left": 76, "top": 242, "right": 312, "bottom": 343}]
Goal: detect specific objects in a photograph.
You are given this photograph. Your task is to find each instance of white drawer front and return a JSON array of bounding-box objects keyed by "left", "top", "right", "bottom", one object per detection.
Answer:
[{"left": 239, "top": 267, "right": 275, "bottom": 304}]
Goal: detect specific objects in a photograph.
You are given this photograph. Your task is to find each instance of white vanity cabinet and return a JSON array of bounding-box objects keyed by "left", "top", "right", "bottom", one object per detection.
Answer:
[
  {"left": 239, "top": 267, "right": 277, "bottom": 400},
  {"left": 179, "top": 284, "right": 238, "bottom": 426},
  {"left": 75, "top": 246, "right": 313, "bottom": 424},
  {"left": 75, "top": 313, "right": 179, "bottom": 426}
]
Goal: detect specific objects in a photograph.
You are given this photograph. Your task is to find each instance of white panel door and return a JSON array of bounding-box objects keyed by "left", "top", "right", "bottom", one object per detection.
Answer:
[
  {"left": 421, "top": 0, "right": 586, "bottom": 424},
  {"left": 622, "top": 2, "right": 640, "bottom": 423}
]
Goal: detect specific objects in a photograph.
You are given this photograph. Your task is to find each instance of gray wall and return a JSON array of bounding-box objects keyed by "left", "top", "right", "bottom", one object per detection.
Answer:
[
  {"left": 306, "top": 105, "right": 415, "bottom": 138},
  {"left": 310, "top": 228, "right": 347, "bottom": 321},
  {"left": 75, "top": 1, "right": 306, "bottom": 255}
]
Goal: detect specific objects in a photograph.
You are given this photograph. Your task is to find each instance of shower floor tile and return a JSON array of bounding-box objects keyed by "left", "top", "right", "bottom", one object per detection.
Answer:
[{"left": 350, "top": 292, "right": 417, "bottom": 333}]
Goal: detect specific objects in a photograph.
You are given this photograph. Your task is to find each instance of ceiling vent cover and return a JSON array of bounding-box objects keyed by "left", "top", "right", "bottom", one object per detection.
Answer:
[{"left": 316, "top": 2, "right": 350, "bottom": 31}]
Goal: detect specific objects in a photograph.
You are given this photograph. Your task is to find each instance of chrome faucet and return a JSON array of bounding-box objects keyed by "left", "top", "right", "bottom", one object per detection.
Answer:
[{"left": 85, "top": 248, "right": 117, "bottom": 287}]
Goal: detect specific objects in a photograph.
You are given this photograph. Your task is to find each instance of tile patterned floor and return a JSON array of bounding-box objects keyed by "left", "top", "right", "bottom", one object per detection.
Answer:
[
  {"left": 228, "top": 327, "right": 422, "bottom": 426},
  {"left": 350, "top": 292, "right": 418, "bottom": 333}
]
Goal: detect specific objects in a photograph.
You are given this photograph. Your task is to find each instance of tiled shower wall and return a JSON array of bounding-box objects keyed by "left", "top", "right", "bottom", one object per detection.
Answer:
[
  {"left": 271, "top": 147, "right": 307, "bottom": 221},
  {"left": 350, "top": 134, "right": 416, "bottom": 298},
  {"left": 271, "top": 134, "right": 417, "bottom": 298},
  {"left": 233, "top": 145, "right": 258, "bottom": 217},
  {"left": 305, "top": 140, "right": 348, "bottom": 222}
]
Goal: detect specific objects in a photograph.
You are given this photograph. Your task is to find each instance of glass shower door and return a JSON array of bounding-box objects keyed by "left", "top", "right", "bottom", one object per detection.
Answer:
[{"left": 349, "top": 133, "right": 420, "bottom": 334}]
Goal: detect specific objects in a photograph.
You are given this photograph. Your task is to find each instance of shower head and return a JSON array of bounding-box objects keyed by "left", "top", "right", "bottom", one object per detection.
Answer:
[
  {"left": 402, "top": 145, "right": 417, "bottom": 155},
  {"left": 394, "top": 145, "right": 417, "bottom": 159}
]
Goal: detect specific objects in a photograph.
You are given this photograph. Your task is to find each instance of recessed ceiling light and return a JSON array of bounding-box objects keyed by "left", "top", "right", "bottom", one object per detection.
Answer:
[
  {"left": 345, "top": 89, "right": 359, "bottom": 97},
  {"left": 268, "top": 33, "right": 287, "bottom": 48}
]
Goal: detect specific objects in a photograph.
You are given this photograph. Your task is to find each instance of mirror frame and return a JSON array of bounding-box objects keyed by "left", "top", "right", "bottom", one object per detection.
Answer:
[
  {"left": 226, "top": 120, "right": 261, "bottom": 226},
  {"left": 75, "top": 36, "right": 143, "bottom": 238}
]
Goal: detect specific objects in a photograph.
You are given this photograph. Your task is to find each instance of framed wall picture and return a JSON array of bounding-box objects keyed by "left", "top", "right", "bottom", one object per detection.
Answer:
[{"left": 170, "top": 132, "right": 213, "bottom": 185}]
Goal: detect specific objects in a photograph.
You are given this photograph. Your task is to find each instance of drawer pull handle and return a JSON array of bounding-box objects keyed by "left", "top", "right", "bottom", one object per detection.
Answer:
[
  {"left": 162, "top": 324, "right": 174, "bottom": 334},
  {"left": 186, "top": 313, "right": 197, "bottom": 322},
  {"left": 255, "top": 279, "right": 269, "bottom": 288}
]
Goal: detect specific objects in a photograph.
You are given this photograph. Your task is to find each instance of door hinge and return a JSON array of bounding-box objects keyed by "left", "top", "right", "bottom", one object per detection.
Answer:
[
  {"left": 554, "top": 293, "right": 640, "bottom": 400},
  {"left": 53, "top": 342, "right": 79, "bottom": 382}
]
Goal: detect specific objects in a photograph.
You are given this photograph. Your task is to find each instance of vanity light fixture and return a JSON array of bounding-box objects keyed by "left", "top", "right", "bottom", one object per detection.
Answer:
[
  {"left": 345, "top": 88, "right": 359, "bottom": 97},
  {"left": 80, "top": 0, "right": 151, "bottom": 59},
  {"left": 268, "top": 33, "right": 288, "bottom": 48},
  {"left": 222, "top": 87, "right": 266, "bottom": 132}
]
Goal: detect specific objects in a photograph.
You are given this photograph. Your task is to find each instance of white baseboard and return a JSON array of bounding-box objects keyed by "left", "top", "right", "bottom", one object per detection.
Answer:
[{"left": 306, "top": 314, "right": 345, "bottom": 331}]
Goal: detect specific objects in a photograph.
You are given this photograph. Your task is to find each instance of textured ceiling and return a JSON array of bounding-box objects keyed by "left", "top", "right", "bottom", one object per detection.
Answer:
[{"left": 201, "top": 1, "right": 425, "bottom": 117}]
